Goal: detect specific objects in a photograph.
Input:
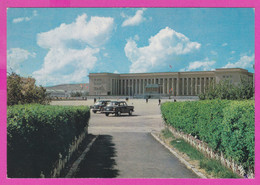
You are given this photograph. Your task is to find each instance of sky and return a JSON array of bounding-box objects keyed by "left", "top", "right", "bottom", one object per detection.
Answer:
[{"left": 7, "top": 8, "right": 255, "bottom": 86}]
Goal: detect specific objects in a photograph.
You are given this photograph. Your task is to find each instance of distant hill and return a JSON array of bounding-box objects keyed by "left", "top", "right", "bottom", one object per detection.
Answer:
[{"left": 45, "top": 83, "right": 89, "bottom": 92}]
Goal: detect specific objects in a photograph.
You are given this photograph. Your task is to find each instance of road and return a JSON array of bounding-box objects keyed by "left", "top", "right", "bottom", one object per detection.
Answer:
[{"left": 51, "top": 99, "right": 198, "bottom": 178}]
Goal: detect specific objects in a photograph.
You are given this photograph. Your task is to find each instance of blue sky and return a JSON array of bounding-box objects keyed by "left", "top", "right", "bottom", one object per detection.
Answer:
[{"left": 7, "top": 8, "right": 255, "bottom": 86}]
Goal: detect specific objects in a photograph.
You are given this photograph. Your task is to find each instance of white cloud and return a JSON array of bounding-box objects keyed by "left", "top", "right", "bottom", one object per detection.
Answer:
[
  {"left": 223, "top": 54, "right": 254, "bottom": 69},
  {"left": 211, "top": 50, "right": 217, "bottom": 55},
  {"left": 222, "top": 43, "right": 228, "bottom": 47},
  {"left": 7, "top": 48, "right": 36, "bottom": 73},
  {"left": 122, "top": 8, "right": 147, "bottom": 27},
  {"left": 33, "top": 10, "right": 38, "bottom": 16},
  {"left": 103, "top": 53, "right": 109, "bottom": 57},
  {"left": 124, "top": 27, "right": 201, "bottom": 73},
  {"left": 33, "top": 14, "right": 114, "bottom": 85},
  {"left": 114, "top": 70, "right": 119, "bottom": 74},
  {"left": 37, "top": 14, "right": 114, "bottom": 49},
  {"left": 13, "top": 10, "right": 38, "bottom": 23},
  {"left": 181, "top": 58, "right": 216, "bottom": 71},
  {"left": 231, "top": 51, "right": 235, "bottom": 54},
  {"left": 134, "top": 34, "right": 140, "bottom": 41}
]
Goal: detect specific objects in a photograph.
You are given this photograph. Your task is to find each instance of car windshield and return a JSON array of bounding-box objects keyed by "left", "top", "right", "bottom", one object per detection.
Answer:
[{"left": 107, "top": 102, "right": 119, "bottom": 106}]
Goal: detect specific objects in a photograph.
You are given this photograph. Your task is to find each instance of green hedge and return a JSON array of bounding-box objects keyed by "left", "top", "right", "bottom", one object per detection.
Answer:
[
  {"left": 161, "top": 100, "right": 254, "bottom": 173},
  {"left": 7, "top": 104, "right": 90, "bottom": 178}
]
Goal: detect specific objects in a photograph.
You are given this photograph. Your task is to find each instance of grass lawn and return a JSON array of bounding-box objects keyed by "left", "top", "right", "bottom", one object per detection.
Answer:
[{"left": 162, "top": 129, "right": 240, "bottom": 178}]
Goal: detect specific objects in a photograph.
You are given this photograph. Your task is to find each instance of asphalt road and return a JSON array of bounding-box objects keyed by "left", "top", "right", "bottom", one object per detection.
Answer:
[{"left": 52, "top": 99, "right": 198, "bottom": 178}]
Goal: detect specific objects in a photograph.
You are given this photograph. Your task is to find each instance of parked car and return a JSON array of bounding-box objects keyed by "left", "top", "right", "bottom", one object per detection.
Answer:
[
  {"left": 90, "top": 100, "right": 111, "bottom": 113},
  {"left": 102, "top": 101, "right": 134, "bottom": 116}
]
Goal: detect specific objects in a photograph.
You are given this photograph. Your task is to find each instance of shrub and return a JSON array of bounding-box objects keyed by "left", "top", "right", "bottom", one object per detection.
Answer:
[
  {"left": 161, "top": 100, "right": 255, "bottom": 174},
  {"left": 7, "top": 104, "right": 90, "bottom": 178}
]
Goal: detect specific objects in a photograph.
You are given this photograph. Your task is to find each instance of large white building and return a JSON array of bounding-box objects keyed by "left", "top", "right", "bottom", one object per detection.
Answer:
[{"left": 88, "top": 68, "right": 253, "bottom": 96}]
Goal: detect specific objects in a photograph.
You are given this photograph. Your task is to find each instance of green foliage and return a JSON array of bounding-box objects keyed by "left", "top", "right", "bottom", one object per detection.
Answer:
[
  {"left": 199, "top": 77, "right": 254, "bottom": 100},
  {"left": 170, "top": 139, "right": 204, "bottom": 161},
  {"left": 200, "top": 159, "right": 240, "bottom": 178},
  {"left": 164, "top": 130, "right": 239, "bottom": 178},
  {"left": 162, "top": 128, "right": 175, "bottom": 139},
  {"left": 7, "top": 73, "right": 50, "bottom": 106},
  {"left": 70, "top": 91, "right": 83, "bottom": 97},
  {"left": 161, "top": 100, "right": 255, "bottom": 174},
  {"left": 7, "top": 104, "right": 90, "bottom": 178}
]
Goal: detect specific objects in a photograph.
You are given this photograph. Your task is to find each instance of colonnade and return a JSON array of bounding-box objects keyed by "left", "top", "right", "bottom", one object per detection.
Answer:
[{"left": 111, "top": 77, "right": 215, "bottom": 96}]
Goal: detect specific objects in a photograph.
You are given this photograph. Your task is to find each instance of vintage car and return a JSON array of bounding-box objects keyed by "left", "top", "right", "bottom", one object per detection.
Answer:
[
  {"left": 90, "top": 100, "right": 111, "bottom": 113},
  {"left": 102, "top": 101, "right": 134, "bottom": 116}
]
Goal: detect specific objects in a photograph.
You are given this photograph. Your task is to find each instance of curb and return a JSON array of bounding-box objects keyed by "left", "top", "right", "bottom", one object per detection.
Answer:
[
  {"left": 151, "top": 132, "right": 207, "bottom": 179},
  {"left": 65, "top": 135, "right": 99, "bottom": 178}
]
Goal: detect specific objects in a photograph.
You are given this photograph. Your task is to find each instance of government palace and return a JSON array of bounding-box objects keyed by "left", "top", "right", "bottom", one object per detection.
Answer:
[{"left": 88, "top": 68, "right": 253, "bottom": 96}]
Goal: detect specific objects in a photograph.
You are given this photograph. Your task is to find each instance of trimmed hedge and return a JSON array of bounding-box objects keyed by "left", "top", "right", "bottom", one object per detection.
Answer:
[
  {"left": 161, "top": 100, "right": 254, "bottom": 172},
  {"left": 7, "top": 104, "right": 90, "bottom": 178}
]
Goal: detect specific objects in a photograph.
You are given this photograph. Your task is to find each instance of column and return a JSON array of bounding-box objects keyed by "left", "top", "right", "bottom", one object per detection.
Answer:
[
  {"left": 110, "top": 79, "right": 112, "bottom": 95},
  {"left": 195, "top": 78, "right": 198, "bottom": 95},
  {"left": 204, "top": 77, "right": 206, "bottom": 93},
  {"left": 143, "top": 79, "right": 145, "bottom": 94},
  {"left": 173, "top": 78, "right": 176, "bottom": 96},
  {"left": 200, "top": 78, "right": 202, "bottom": 94},
  {"left": 132, "top": 79, "right": 135, "bottom": 96},
  {"left": 191, "top": 78, "right": 193, "bottom": 96},
  {"left": 128, "top": 79, "right": 130, "bottom": 96},
  {"left": 125, "top": 79, "right": 127, "bottom": 95},
  {"left": 176, "top": 78, "right": 179, "bottom": 96},
  {"left": 187, "top": 78, "right": 189, "bottom": 96},
  {"left": 167, "top": 78, "right": 170, "bottom": 94},
  {"left": 117, "top": 79, "right": 119, "bottom": 95},
  {"left": 113, "top": 79, "right": 115, "bottom": 95},
  {"left": 135, "top": 79, "right": 137, "bottom": 94},
  {"left": 139, "top": 79, "right": 141, "bottom": 94},
  {"left": 121, "top": 80, "right": 123, "bottom": 95},
  {"left": 162, "top": 78, "right": 165, "bottom": 94},
  {"left": 182, "top": 78, "right": 184, "bottom": 96}
]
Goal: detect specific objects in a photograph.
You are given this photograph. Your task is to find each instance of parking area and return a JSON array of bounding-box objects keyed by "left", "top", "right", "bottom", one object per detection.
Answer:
[{"left": 51, "top": 99, "right": 198, "bottom": 178}]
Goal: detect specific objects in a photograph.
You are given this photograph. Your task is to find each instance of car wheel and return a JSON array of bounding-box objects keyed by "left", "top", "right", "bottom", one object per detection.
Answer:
[
  {"left": 129, "top": 110, "right": 133, "bottom": 116},
  {"left": 105, "top": 113, "right": 109, "bottom": 116},
  {"left": 93, "top": 110, "right": 97, "bottom": 113},
  {"left": 117, "top": 111, "right": 121, "bottom": 116}
]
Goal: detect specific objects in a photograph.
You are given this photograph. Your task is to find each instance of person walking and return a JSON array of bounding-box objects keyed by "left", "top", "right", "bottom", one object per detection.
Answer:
[{"left": 158, "top": 99, "right": 161, "bottom": 105}]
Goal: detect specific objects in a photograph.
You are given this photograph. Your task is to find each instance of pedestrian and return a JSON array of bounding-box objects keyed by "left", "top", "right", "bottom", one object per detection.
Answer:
[
  {"left": 158, "top": 99, "right": 161, "bottom": 105},
  {"left": 174, "top": 99, "right": 176, "bottom": 102},
  {"left": 94, "top": 98, "right": 96, "bottom": 103},
  {"left": 146, "top": 98, "right": 148, "bottom": 103}
]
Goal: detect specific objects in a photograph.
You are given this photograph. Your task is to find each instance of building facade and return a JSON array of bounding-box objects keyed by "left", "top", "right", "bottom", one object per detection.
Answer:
[{"left": 88, "top": 68, "right": 253, "bottom": 96}]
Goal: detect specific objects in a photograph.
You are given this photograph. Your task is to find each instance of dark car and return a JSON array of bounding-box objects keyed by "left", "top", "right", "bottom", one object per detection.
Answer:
[
  {"left": 90, "top": 100, "right": 111, "bottom": 113},
  {"left": 102, "top": 101, "right": 134, "bottom": 116}
]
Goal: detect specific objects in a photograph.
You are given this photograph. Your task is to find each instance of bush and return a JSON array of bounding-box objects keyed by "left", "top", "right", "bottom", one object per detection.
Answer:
[
  {"left": 161, "top": 100, "right": 255, "bottom": 173},
  {"left": 7, "top": 104, "right": 90, "bottom": 178}
]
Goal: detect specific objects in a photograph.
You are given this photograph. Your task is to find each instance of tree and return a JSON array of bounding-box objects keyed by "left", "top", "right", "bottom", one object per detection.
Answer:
[
  {"left": 7, "top": 72, "right": 50, "bottom": 106},
  {"left": 199, "top": 77, "right": 254, "bottom": 100},
  {"left": 70, "top": 91, "right": 83, "bottom": 97}
]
